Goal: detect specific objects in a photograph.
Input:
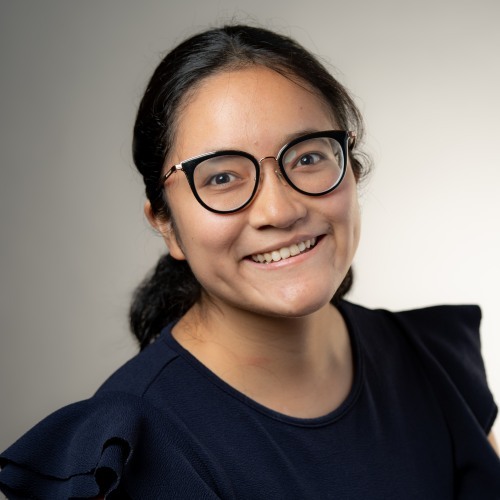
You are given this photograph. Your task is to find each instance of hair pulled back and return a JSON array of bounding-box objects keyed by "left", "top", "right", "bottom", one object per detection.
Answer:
[{"left": 130, "top": 24, "right": 370, "bottom": 349}]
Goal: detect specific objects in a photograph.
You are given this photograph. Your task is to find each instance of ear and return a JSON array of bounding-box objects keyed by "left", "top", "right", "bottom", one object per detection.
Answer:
[{"left": 144, "top": 201, "right": 186, "bottom": 261}]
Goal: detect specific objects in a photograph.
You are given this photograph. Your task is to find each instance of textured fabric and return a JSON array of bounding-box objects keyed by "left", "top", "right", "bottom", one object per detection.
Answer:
[{"left": 1, "top": 302, "right": 499, "bottom": 499}]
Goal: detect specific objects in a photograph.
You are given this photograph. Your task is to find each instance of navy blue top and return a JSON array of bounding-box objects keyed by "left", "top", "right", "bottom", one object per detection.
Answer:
[{"left": 1, "top": 301, "right": 499, "bottom": 499}]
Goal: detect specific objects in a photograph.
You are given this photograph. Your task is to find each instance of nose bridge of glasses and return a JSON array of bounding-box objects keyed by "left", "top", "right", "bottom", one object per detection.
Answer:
[{"left": 258, "top": 156, "right": 287, "bottom": 185}]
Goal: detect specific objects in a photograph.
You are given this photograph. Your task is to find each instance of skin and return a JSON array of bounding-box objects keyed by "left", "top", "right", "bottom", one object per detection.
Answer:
[
  {"left": 489, "top": 432, "right": 499, "bottom": 454},
  {"left": 146, "top": 66, "right": 359, "bottom": 418}
]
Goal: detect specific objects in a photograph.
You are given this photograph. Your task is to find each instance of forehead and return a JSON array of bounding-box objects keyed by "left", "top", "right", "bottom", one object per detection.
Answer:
[{"left": 172, "top": 66, "right": 337, "bottom": 159}]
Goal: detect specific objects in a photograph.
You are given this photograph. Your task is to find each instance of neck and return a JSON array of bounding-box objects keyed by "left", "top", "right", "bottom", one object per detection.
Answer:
[{"left": 173, "top": 296, "right": 353, "bottom": 418}]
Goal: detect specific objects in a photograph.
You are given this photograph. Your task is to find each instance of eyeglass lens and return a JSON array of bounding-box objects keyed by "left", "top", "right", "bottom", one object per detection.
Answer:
[{"left": 192, "top": 135, "right": 345, "bottom": 213}]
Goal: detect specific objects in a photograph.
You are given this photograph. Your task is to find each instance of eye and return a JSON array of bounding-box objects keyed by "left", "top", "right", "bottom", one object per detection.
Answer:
[
  {"left": 283, "top": 143, "right": 329, "bottom": 171},
  {"left": 209, "top": 172, "right": 237, "bottom": 185},
  {"left": 296, "top": 152, "right": 323, "bottom": 167}
]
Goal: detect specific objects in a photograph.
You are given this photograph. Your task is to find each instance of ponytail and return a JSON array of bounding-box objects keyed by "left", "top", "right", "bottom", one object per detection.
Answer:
[{"left": 129, "top": 254, "right": 201, "bottom": 349}]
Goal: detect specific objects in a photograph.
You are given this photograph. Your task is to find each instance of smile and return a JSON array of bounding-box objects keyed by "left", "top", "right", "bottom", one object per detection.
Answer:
[{"left": 250, "top": 237, "right": 318, "bottom": 264}]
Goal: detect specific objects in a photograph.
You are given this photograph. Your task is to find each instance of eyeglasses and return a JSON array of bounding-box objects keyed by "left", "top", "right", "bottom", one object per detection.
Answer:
[{"left": 162, "top": 130, "right": 356, "bottom": 214}]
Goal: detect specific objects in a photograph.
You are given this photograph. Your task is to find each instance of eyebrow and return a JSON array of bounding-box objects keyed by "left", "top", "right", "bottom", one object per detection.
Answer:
[
  {"left": 279, "top": 129, "right": 326, "bottom": 146},
  {"left": 208, "top": 128, "right": 332, "bottom": 154}
]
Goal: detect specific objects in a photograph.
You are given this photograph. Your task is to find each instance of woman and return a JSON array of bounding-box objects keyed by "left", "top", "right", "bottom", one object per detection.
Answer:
[{"left": 1, "top": 24, "right": 499, "bottom": 499}]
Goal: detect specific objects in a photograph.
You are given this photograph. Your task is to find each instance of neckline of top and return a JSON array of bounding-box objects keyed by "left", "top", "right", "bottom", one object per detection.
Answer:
[{"left": 160, "top": 300, "right": 364, "bottom": 428}]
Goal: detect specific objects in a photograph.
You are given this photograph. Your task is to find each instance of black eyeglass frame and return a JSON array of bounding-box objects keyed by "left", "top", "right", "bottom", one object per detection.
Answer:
[{"left": 161, "top": 130, "right": 357, "bottom": 214}]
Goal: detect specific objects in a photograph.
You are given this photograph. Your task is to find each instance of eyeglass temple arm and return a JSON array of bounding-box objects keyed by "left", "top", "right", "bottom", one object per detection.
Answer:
[
  {"left": 163, "top": 164, "right": 183, "bottom": 182},
  {"left": 348, "top": 131, "right": 357, "bottom": 149}
]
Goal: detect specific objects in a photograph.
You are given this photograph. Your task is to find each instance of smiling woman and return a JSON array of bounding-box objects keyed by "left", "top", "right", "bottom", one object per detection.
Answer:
[
  {"left": 0, "top": 24, "right": 499, "bottom": 499},
  {"left": 149, "top": 66, "right": 361, "bottom": 324}
]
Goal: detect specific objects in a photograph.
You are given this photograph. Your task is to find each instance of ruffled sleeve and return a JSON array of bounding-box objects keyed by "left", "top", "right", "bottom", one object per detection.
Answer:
[
  {"left": 394, "top": 305, "right": 497, "bottom": 432},
  {"left": 0, "top": 391, "right": 226, "bottom": 499},
  {"left": 390, "top": 304, "right": 500, "bottom": 497}
]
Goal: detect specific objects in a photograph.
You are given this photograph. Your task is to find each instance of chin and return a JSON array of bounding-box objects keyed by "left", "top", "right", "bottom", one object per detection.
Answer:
[{"left": 261, "top": 289, "right": 336, "bottom": 319}]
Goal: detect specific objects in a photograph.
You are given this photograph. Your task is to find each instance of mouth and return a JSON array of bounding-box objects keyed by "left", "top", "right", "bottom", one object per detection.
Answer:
[{"left": 249, "top": 237, "right": 318, "bottom": 264}]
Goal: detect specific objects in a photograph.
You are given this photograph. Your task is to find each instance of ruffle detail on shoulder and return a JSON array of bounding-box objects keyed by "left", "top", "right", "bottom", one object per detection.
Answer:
[
  {"left": 389, "top": 305, "right": 500, "bottom": 496},
  {"left": 0, "top": 390, "right": 229, "bottom": 499},
  {"left": 394, "top": 305, "right": 497, "bottom": 432},
  {"left": 0, "top": 392, "right": 145, "bottom": 499}
]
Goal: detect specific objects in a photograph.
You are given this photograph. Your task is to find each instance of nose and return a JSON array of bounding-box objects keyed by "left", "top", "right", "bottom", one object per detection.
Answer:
[{"left": 248, "top": 157, "right": 307, "bottom": 229}]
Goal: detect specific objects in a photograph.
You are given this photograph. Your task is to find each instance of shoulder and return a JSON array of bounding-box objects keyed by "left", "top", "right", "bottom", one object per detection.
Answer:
[
  {"left": 340, "top": 301, "right": 497, "bottom": 433},
  {"left": 340, "top": 300, "right": 482, "bottom": 359},
  {"left": 0, "top": 392, "right": 156, "bottom": 497},
  {"left": 0, "top": 375, "right": 224, "bottom": 498},
  {"left": 0, "top": 325, "right": 227, "bottom": 498},
  {"left": 96, "top": 326, "right": 180, "bottom": 397},
  {"left": 339, "top": 301, "right": 483, "bottom": 371},
  {"left": 340, "top": 300, "right": 481, "bottom": 336}
]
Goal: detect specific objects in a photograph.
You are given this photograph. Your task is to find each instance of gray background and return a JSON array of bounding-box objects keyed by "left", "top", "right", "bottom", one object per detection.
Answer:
[{"left": 1, "top": 0, "right": 499, "bottom": 452}]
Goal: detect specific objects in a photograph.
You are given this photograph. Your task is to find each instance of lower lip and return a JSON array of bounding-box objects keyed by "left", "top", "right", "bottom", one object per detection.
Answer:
[{"left": 245, "top": 236, "right": 325, "bottom": 269}]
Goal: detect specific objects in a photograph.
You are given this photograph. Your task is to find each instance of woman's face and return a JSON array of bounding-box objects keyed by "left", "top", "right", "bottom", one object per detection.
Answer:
[{"left": 154, "top": 66, "right": 361, "bottom": 319}]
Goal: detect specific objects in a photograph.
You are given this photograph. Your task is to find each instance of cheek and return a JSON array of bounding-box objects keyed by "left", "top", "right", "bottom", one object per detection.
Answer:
[
  {"left": 178, "top": 217, "right": 245, "bottom": 294},
  {"left": 319, "top": 174, "right": 361, "bottom": 263},
  {"left": 351, "top": 200, "right": 362, "bottom": 251},
  {"left": 322, "top": 173, "right": 360, "bottom": 228},
  {"left": 164, "top": 181, "right": 222, "bottom": 252},
  {"left": 170, "top": 199, "right": 242, "bottom": 260}
]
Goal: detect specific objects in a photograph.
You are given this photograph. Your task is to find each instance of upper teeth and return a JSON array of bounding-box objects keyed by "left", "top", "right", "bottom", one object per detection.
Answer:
[{"left": 251, "top": 237, "right": 317, "bottom": 264}]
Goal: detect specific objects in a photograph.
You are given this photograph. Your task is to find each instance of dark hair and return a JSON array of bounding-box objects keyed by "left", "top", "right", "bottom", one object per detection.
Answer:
[{"left": 130, "top": 24, "right": 370, "bottom": 349}]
